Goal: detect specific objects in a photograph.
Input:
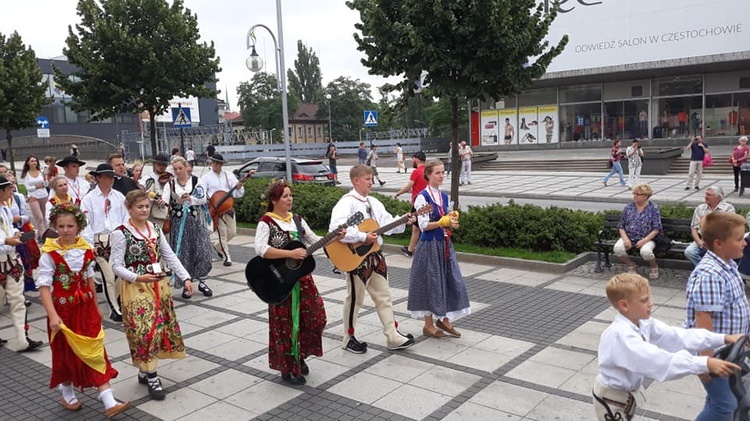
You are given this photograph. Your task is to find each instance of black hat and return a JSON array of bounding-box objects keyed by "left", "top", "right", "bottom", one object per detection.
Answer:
[
  {"left": 412, "top": 151, "right": 426, "bottom": 161},
  {"left": 90, "top": 163, "right": 116, "bottom": 176},
  {"left": 56, "top": 155, "right": 86, "bottom": 167},
  {"left": 210, "top": 154, "right": 225, "bottom": 164},
  {"left": 0, "top": 176, "right": 10, "bottom": 188},
  {"left": 153, "top": 153, "right": 170, "bottom": 165}
]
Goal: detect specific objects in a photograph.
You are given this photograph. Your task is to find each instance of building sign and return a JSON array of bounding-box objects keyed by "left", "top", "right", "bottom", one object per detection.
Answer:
[
  {"left": 543, "top": 0, "right": 750, "bottom": 73},
  {"left": 153, "top": 97, "right": 201, "bottom": 124}
]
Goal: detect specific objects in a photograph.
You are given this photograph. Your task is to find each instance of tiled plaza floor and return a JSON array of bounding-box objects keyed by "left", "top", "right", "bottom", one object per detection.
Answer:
[{"left": 0, "top": 236, "right": 702, "bottom": 420}]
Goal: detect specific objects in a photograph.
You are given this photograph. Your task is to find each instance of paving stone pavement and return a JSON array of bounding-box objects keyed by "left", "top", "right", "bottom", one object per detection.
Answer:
[{"left": 0, "top": 237, "right": 707, "bottom": 420}]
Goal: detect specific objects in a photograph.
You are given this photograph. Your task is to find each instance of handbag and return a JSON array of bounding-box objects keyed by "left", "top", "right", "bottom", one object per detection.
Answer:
[
  {"left": 653, "top": 232, "right": 673, "bottom": 252},
  {"left": 703, "top": 152, "right": 714, "bottom": 167},
  {"left": 606, "top": 159, "right": 613, "bottom": 169}
]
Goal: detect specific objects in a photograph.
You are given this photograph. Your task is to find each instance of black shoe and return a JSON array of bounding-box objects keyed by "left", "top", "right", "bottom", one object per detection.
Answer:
[
  {"left": 137, "top": 372, "right": 148, "bottom": 385},
  {"left": 695, "top": 186, "right": 700, "bottom": 190},
  {"left": 24, "top": 300, "right": 31, "bottom": 308},
  {"left": 300, "top": 360, "right": 309, "bottom": 375},
  {"left": 388, "top": 336, "right": 415, "bottom": 350},
  {"left": 19, "top": 339, "right": 43, "bottom": 352},
  {"left": 684, "top": 186, "right": 690, "bottom": 190},
  {"left": 212, "top": 244, "right": 224, "bottom": 260},
  {"left": 95, "top": 283, "right": 103, "bottom": 293},
  {"left": 281, "top": 373, "right": 306, "bottom": 385},
  {"left": 379, "top": 181, "right": 386, "bottom": 186},
  {"left": 400, "top": 246, "right": 413, "bottom": 257},
  {"left": 109, "top": 311, "right": 123, "bottom": 322},
  {"left": 223, "top": 260, "right": 232, "bottom": 267},
  {"left": 147, "top": 378, "right": 166, "bottom": 400},
  {"left": 345, "top": 336, "right": 368, "bottom": 354},
  {"left": 198, "top": 282, "right": 213, "bottom": 297},
  {"left": 0, "top": 338, "right": 7, "bottom": 345},
  {"left": 182, "top": 288, "right": 192, "bottom": 299}
]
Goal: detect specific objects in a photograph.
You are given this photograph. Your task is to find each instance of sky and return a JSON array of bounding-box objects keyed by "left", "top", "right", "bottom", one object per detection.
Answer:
[{"left": 0, "top": 0, "right": 392, "bottom": 111}]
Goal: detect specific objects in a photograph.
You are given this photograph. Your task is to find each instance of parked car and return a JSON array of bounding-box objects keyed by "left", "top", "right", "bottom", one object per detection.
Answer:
[{"left": 234, "top": 157, "right": 335, "bottom": 186}]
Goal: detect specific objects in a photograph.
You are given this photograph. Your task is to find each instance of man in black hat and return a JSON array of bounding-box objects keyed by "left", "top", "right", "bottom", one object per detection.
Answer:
[
  {"left": 144, "top": 153, "right": 172, "bottom": 231},
  {"left": 81, "top": 164, "right": 129, "bottom": 321},
  {"left": 57, "top": 155, "right": 89, "bottom": 205},
  {"left": 202, "top": 154, "right": 246, "bottom": 266},
  {"left": 0, "top": 175, "right": 43, "bottom": 351},
  {"left": 107, "top": 153, "right": 140, "bottom": 196}
]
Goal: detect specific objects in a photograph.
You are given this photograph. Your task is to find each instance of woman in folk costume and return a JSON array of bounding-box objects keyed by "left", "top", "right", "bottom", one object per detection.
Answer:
[
  {"left": 110, "top": 190, "right": 194, "bottom": 400},
  {"left": 37, "top": 202, "right": 129, "bottom": 417},
  {"left": 407, "top": 160, "right": 471, "bottom": 339},
  {"left": 4, "top": 173, "right": 40, "bottom": 291},
  {"left": 162, "top": 157, "right": 212, "bottom": 299},
  {"left": 254, "top": 181, "right": 342, "bottom": 385}
]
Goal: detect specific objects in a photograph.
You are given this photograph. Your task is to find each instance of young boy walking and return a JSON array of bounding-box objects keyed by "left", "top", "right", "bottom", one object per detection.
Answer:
[
  {"left": 686, "top": 211, "right": 750, "bottom": 421},
  {"left": 594, "top": 273, "right": 741, "bottom": 421}
]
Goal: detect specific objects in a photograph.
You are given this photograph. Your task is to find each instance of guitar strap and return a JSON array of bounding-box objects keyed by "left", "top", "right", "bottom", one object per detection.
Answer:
[{"left": 292, "top": 214, "right": 305, "bottom": 239}]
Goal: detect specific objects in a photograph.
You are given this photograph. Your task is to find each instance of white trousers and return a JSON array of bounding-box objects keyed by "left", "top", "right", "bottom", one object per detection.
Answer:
[
  {"left": 686, "top": 160, "right": 703, "bottom": 188},
  {"left": 460, "top": 160, "right": 472, "bottom": 183},
  {"left": 343, "top": 271, "right": 406, "bottom": 349},
  {"left": 0, "top": 270, "right": 29, "bottom": 350},
  {"left": 613, "top": 238, "right": 656, "bottom": 261},
  {"left": 213, "top": 213, "right": 237, "bottom": 262},
  {"left": 627, "top": 164, "right": 642, "bottom": 188}
]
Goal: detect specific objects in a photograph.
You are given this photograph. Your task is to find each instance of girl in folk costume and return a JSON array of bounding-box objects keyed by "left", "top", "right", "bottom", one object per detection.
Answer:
[
  {"left": 4, "top": 173, "right": 40, "bottom": 291},
  {"left": 37, "top": 203, "right": 129, "bottom": 416},
  {"left": 163, "top": 157, "right": 212, "bottom": 299},
  {"left": 254, "top": 181, "right": 342, "bottom": 385},
  {"left": 407, "top": 160, "right": 470, "bottom": 338},
  {"left": 45, "top": 176, "right": 75, "bottom": 226},
  {"left": 110, "top": 190, "right": 194, "bottom": 400}
]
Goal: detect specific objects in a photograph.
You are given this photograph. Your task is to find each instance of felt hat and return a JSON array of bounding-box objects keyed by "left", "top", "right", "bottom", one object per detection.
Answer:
[
  {"left": 89, "top": 163, "right": 116, "bottom": 176},
  {"left": 56, "top": 155, "right": 86, "bottom": 167}
]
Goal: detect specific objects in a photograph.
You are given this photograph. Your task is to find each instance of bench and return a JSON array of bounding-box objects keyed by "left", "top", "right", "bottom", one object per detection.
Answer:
[{"left": 593, "top": 213, "right": 693, "bottom": 272}]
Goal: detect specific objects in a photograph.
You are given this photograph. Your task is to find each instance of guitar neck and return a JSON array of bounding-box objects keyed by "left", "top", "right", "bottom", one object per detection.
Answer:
[
  {"left": 306, "top": 228, "right": 341, "bottom": 254},
  {"left": 374, "top": 215, "right": 409, "bottom": 236}
]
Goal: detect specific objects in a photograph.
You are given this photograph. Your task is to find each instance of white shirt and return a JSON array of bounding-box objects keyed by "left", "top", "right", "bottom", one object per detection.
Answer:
[
  {"left": 21, "top": 172, "right": 49, "bottom": 200},
  {"left": 597, "top": 313, "right": 724, "bottom": 391},
  {"left": 459, "top": 145, "right": 473, "bottom": 161},
  {"left": 329, "top": 190, "right": 405, "bottom": 246},
  {"left": 162, "top": 176, "right": 207, "bottom": 206},
  {"left": 80, "top": 187, "right": 128, "bottom": 244},
  {"left": 366, "top": 150, "right": 379, "bottom": 167},
  {"left": 110, "top": 220, "right": 190, "bottom": 283},
  {"left": 254, "top": 216, "right": 320, "bottom": 258},
  {"left": 8, "top": 193, "right": 29, "bottom": 226},
  {"left": 0, "top": 206, "right": 19, "bottom": 256},
  {"left": 414, "top": 186, "right": 443, "bottom": 231},
  {"left": 395, "top": 146, "right": 403, "bottom": 160},
  {"left": 186, "top": 150, "right": 196, "bottom": 161},
  {"left": 202, "top": 170, "right": 244, "bottom": 199},
  {"left": 66, "top": 176, "right": 89, "bottom": 203},
  {"left": 36, "top": 247, "right": 96, "bottom": 289}
]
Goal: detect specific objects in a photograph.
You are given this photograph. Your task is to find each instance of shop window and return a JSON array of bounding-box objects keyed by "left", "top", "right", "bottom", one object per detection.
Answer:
[
  {"left": 518, "top": 88, "right": 557, "bottom": 107},
  {"left": 652, "top": 75, "right": 702, "bottom": 97},
  {"left": 651, "top": 96, "right": 702, "bottom": 139},
  {"left": 559, "top": 103, "right": 602, "bottom": 142},
  {"left": 603, "top": 100, "right": 649, "bottom": 141},
  {"left": 705, "top": 93, "right": 750, "bottom": 137},
  {"left": 560, "top": 84, "right": 601, "bottom": 103}
]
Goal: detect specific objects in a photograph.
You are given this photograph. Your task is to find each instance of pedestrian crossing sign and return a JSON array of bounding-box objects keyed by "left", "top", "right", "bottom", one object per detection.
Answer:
[
  {"left": 172, "top": 106, "right": 192, "bottom": 128},
  {"left": 364, "top": 110, "right": 378, "bottom": 127}
]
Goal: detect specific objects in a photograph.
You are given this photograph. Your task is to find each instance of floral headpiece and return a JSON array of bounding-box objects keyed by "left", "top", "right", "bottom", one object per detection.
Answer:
[
  {"left": 259, "top": 179, "right": 287, "bottom": 210},
  {"left": 49, "top": 202, "right": 88, "bottom": 230}
]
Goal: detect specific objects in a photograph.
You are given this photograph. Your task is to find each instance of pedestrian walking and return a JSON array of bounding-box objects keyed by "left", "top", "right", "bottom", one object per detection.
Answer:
[
  {"left": 625, "top": 140, "right": 644, "bottom": 189},
  {"left": 685, "top": 134, "right": 708, "bottom": 190},
  {"left": 730, "top": 136, "right": 749, "bottom": 192},
  {"left": 602, "top": 139, "right": 626, "bottom": 187},
  {"left": 394, "top": 143, "right": 405, "bottom": 173},
  {"left": 366, "top": 145, "right": 386, "bottom": 186},
  {"left": 458, "top": 141, "right": 473, "bottom": 185},
  {"left": 357, "top": 142, "right": 367, "bottom": 164}
]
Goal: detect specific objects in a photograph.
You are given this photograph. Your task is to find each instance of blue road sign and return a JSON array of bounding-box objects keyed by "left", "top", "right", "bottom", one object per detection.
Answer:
[
  {"left": 364, "top": 110, "right": 378, "bottom": 127},
  {"left": 172, "top": 106, "right": 192, "bottom": 128},
  {"left": 36, "top": 116, "right": 49, "bottom": 128}
]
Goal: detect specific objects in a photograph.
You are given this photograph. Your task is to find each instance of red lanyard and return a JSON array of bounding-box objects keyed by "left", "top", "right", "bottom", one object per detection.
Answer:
[
  {"left": 427, "top": 187, "right": 444, "bottom": 217},
  {"left": 130, "top": 220, "right": 159, "bottom": 262}
]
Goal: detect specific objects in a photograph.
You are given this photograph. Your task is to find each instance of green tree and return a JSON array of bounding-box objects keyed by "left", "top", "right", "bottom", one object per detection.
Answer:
[
  {"left": 287, "top": 40, "right": 324, "bottom": 103},
  {"left": 347, "top": 0, "right": 567, "bottom": 207},
  {"left": 56, "top": 0, "right": 221, "bottom": 156},
  {"left": 237, "top": 72, "right": 298, "bottom": 142},
  {"left": 0, "top": 31, "right": 48, "bottom": 173},
  {"left": 319, "top": 77, "right": 376, "bottom": 142}
]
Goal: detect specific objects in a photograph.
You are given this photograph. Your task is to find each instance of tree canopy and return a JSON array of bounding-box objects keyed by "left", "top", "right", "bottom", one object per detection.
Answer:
[
  {"left": 347, "top": 0, "right": 567, "bottom": 207},
  {"left": 237, "top": 72, "right": 298, "bottom": 142},
  {"left": 0, "top": 31, "right": 48, "bottom": 173},
  {"left": 320, "top": 76, "right": 376, "bottom": 142},
  {"left": 57, "top": 0, "right": 221, "bottom": 156},
  {"left": 287, "top": 40, "right": 324, "bottom": 104}
]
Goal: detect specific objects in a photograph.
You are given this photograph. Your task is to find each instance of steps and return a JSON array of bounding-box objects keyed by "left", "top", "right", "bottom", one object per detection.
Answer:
[{"left": 478, "top": 155, "right": 734, "bottom": 175}]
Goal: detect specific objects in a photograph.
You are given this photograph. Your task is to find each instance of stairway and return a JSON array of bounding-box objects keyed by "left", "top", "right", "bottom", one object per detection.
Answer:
[
  {"left": 478, "top": 155, "right": 734, "bottom": 175},
  {"left": 668, "top": 156, "right": 733, "bottom": 175}
]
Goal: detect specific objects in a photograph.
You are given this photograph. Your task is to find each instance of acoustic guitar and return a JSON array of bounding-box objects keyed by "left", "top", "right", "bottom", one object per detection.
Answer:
[
  {"left": 324, "top": 203, "right": 433, "bottom": 272},
  {"left": 246, "top": 211, "right": 364, "bottom": 304},
  {"left": 208, "top": 172, "right": 253, "bottom": 230}
]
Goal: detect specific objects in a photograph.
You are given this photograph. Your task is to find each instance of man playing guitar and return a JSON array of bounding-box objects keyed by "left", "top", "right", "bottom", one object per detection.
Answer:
[
  {"left": 202, "top": 154, "right": 245, "bottom": 266},
  {"left": 143, "top": 153, "right": 172, "bottom": 232},
  {"left": 329, "top": 164, "right": 416, "bottom": 354}
]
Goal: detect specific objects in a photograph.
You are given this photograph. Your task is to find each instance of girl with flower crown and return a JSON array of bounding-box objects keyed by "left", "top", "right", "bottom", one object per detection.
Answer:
[{"left": 37, "top": 202, "right": 129, "bottom": 417}]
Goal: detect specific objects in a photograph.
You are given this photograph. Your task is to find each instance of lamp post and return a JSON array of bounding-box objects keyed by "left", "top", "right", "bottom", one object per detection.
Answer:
[
  {"left": 325, "top": 93, "right": 332, "bottom": 143},
  {"left": 359, "top": 127, "right": 365, "bottom": 143},
  {"left": 246, "top": 7, "right": 292, "bottom": 183}
]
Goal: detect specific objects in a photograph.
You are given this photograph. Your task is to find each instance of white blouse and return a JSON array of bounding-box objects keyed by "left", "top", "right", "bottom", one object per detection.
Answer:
[
  {"left": 22, "top": 172, "right": 49, "bottom": 199},
  {"left": 36, "top": 248, "right": 96, "bottom": 289},
  {"left": 109, "top": 220, "right": 191, "bottom": 283},
  {"left": 414, "top": 186, "right": 444, "bottom": 231},
  {"left": 254, "top": 216, "right": 320, "bottom": 258},
  {"left": 162, "top": 177, "right": 207, "bottom": 207}
]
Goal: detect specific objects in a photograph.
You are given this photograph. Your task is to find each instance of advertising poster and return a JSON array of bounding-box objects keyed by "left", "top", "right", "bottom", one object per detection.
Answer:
[
  {"left": 480, "top": 110, "right": 499, "bottom": 146},
  {"left": 518, "top": 107, "right": 539, "bottom": 144},
  {"left": 537, "top": 106, "right": 559, "bottom": 143},
  {"left": 499, "top": 109, "right": 518, "bottom": 145}
]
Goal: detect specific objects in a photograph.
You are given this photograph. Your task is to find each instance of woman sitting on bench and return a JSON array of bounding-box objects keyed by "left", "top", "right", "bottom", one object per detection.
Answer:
[{"left": 614, "top": 183, "right": 663, "bottom": 279}]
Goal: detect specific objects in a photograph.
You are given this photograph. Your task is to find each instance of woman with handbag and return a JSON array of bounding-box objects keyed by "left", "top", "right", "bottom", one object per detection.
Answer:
[
  {"left": 730, "top": 136, "right": 749, "bottom": 192},
  {"left": 613, "top": 183, "right": 663, "bottom": 279}
]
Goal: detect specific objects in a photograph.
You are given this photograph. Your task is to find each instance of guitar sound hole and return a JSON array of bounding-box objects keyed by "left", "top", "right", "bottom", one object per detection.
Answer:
[{"left": 286, "top": 259, "right": 302, "bottom": 270}]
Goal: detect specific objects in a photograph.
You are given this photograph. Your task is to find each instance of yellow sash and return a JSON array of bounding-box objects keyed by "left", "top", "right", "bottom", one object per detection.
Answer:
[{"left": 51, "top": 323, "right": 107, "bottom": 374}]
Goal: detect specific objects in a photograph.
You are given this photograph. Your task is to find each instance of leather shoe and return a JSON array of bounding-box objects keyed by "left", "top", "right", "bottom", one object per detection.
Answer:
[
  {"left": 422, "top": 327, "right": 446, "bottom": 339},
  {"left": 109, "top": 311, "right": 123, "bottom": 322},
  {"left": 223, "top": 260, "right": 232, "bottom": 267},
  {"left": 300, "top": 360, "right": 309, "bottom": 375},
  {"left": 435, "top": 319, "right": 461, "bottom": 338},
  {"left": 182, "top": 288, "right": 192, "bottom": 299},
  {"left": 60, "top": 398, "right": 82, "bottom": 411},
  {"left": 388, "top": 336, "right": 415, "bottom": 350},
  {"left": 147, "top": 378, "right": 166, "bottom": 400},
  {"left": 19, "top": 339, "right": 43, "bottom": 352},
  {"left": 198, "top": 282, "right": 213, "bottom": 297},
  {"left": 281, "top": 373, "right": 306, "bottom": 385},
  {"left": 344, "top": 336, "right": 368, "bottom": 354},
  {"left": 105, "top": 401, "right": 130, "bottom": 418}
]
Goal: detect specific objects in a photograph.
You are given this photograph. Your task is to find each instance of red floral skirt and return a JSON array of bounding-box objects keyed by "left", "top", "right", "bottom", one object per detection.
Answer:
[{"left": 267, "top": 275, "right": 326, "bottom": 376}]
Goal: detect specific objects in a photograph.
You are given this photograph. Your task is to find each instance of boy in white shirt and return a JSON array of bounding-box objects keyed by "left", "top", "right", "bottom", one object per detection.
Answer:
[{"left": 594, "top": 273, "right": 741, "bottom": 420}]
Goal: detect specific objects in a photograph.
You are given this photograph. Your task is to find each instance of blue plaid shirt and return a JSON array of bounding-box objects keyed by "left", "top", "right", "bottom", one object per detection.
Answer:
[{"left": 685, "top": 251, "right": 750, "bottom": 336}]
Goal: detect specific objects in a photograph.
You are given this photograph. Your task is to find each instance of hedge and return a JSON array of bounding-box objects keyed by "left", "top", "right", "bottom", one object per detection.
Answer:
[{"left": 235, "top": 181, "right": 750, "bottom": 255}]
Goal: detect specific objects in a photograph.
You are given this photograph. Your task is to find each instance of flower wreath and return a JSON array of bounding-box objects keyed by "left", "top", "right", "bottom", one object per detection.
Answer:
[
  {"left": 259, "top": 179, "right": 287, "bottom": 211},
  {"left": 49, "top": 202, "right": 88, "bottom": 230}
]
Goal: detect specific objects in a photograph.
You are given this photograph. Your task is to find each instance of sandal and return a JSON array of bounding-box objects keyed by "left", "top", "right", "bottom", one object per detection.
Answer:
[
  {"left": 435, "top": 319, "right": 462, "bottom": 338},
  {"left": 422, "top": 327, "right": 446, "bottom": 338},
  {"left": 649, "top": 268, "right": 659, "bottom": 280}
]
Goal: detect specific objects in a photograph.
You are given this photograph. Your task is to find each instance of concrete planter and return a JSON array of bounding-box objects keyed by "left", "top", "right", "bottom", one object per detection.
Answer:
[{"left": 619, "top": 147, "right": 683, "bottom": 175}]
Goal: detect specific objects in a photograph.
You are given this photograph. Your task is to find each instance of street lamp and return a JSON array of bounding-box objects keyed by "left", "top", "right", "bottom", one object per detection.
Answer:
[
  {"left": 246, "top": 7, "right": 292, "bottom": 182},
  {"left": 325, "top": 93, "right": 332, "bottom": 142},
  {"left": 359, "top": 127, "right": 365, "bottom": 143}
]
